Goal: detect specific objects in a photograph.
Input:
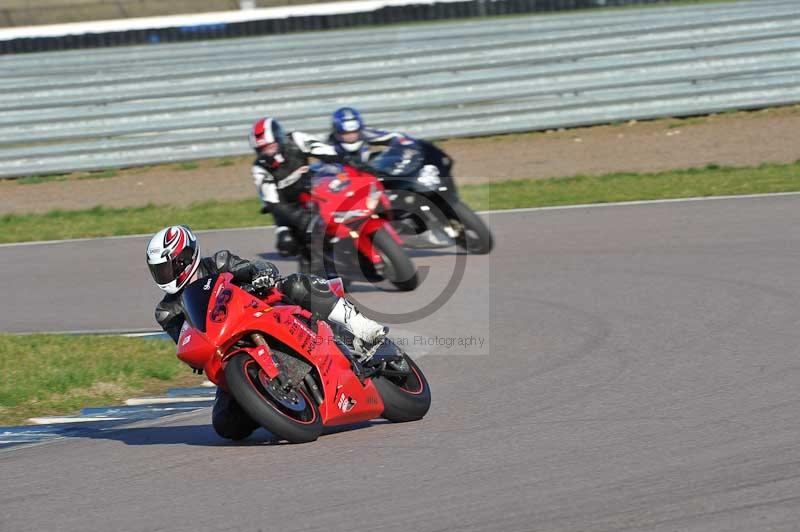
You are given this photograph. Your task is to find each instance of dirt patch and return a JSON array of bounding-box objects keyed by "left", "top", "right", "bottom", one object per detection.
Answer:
[{"left": 3, "top": 106, "right": 799, "bottom": 215}]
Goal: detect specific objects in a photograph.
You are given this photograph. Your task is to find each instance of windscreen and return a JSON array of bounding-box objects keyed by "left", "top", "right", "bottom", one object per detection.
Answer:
[
  {"left": 368, "top": 139, "right": 425, "bottom": 177},
  {"left": 180, "top": 274, "right": 219, "bottom": 333}
]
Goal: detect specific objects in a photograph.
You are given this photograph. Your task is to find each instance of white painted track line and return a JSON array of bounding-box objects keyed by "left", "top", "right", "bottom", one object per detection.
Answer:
[
  {"left": 3, "top": 191, "right": 799, "bottom": 249},
  {"left": 124, "top": 396, "right": 213, "bottom": 406},
  {"left": 28, "top": 416, "right": 126, "bottom": 424}
]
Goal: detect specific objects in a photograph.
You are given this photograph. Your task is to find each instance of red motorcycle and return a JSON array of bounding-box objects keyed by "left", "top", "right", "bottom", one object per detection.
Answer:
[
  {"left": 176, "top": 272, "right": 431, "bottom": 443},
  {"left": 298, "top": 164, "right": 418, "bottom": 291}
]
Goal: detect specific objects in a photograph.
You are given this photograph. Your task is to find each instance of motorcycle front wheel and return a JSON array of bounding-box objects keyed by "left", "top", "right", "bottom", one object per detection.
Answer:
[
  {"left": 370, "top": 228, "right": 418, "bottom": 291},
  {"left": 225, "top": 352, "right": 322, "bottom": 444},
  {"left": 450, "top": 201, "right": 494, "bottom": 255}
]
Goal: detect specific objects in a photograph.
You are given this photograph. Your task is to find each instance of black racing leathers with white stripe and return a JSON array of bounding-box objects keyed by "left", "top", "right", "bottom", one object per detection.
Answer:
[
  {"left": 154, "top": 251, "right": 338, "bottom": 343},
  {"left": 252, "top": 131, "right": 338, "bottom": 231}
]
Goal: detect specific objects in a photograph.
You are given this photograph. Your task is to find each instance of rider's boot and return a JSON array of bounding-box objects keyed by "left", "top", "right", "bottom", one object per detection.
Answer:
[{"left": 327, "top": 297, "right": 388, "bottom": 360}]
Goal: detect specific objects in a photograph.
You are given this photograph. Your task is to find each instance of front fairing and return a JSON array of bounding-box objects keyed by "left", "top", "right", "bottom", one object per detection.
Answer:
[
  {"left": 183, "top": 274, "right": 384, "bottom": 425},
  {"left": 202, "top": 275, "right": 267, "bottom": 351},
  {"left": 176, "top": 275, "right": 226, "bottom": 382},
  {"left": 371, "top": 139, "right": 459, "bottom": 200},
  {"left": 368, "top": 139, "right": 426, "bottom": 177},
  {"left": 308, "top": 166, "right": 383, "bottom": 237},
  {"left": 175, "top": 321, "right": 217, "bottom": 377},
  {"left": 177, "top": 273, "right": 269, "bottom": 382},
  {"left": 381, "top": 173, "right": 458, "bottom": 200}
]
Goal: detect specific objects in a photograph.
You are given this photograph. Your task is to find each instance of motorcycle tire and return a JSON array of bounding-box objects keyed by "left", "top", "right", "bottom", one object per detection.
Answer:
[
  {"left": 225, "top": 352, "right": 322, "bottom": 444},
  {"left": 373, "top": 355, "right": 431, "bottom": 422},
  {"left": 371, "top": 228, "right": 418, "bottom": 291},
  {"left": 450, "top": 201, "right": 494, "bottom": 255}
]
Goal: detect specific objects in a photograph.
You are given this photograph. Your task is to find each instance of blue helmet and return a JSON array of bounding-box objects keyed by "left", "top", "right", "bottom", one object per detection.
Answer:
[{"left": 331, "top": 107, "right": 365, "bottom": 153}]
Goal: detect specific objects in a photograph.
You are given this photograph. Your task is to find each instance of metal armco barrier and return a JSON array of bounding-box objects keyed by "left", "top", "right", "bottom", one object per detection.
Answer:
[
  {"left": 1, "top": 0, "right": 799, "bottom": 178},
  {"left": 0, "top": 0, "right": 677, "bottom": 54}
]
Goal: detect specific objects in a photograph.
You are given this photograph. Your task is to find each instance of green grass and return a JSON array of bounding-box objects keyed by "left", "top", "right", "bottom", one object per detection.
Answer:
[
  {"left": 0, "top": 334, "right": 196, "bottom": 426},
  {"left": 2, "top": 162, "right": 800, "bottom": 244},
  {"left": 0, "top": 199, "right": 271, "bottom": 243},
  {"left": 459, "top": 162, "right": 800, "bottom": 212}
]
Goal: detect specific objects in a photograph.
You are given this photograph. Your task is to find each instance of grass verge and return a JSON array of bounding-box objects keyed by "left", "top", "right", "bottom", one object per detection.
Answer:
[
  {"left": 459, "top": 162, "right": 800, "bottom": 212},
  {"left": 0, "top": 334, "right": 199, "bottom": 426},
  {"left": 0, "top": 199, "right": 271, "bottom": 243},
  {"left": 2, "top": 162, "right": 800, "bottom": 244}
]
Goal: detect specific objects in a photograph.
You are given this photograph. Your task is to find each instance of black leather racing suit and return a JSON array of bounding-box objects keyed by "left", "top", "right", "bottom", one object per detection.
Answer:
[
  {"left": 154, "top": 250, "right": 340, "bottom": 440},
  {"left": 252, "top": 131, "right": 339, "bottom": 240},
  {"left": 155, "top": 250, "right": 339, "bottom": 343}
]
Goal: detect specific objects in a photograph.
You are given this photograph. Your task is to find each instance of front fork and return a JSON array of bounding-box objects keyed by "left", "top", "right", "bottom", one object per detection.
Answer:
[
  {"left": 242, "top": 333, "right": 325, "bottom": 406},
  {"left": 222, "top": 333, "right": 280, "bottom": 380}
]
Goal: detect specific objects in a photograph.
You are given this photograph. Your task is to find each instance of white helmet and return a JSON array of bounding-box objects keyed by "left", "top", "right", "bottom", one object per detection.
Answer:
[{"left": 146, "top": 226, "right": 200, "bottom": 294}]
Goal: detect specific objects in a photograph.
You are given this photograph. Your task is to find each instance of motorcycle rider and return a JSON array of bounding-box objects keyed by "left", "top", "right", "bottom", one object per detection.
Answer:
[
  {"left": 146, "top": 225, "right": 387, "bottom": 440},
  {"left": 328, "top": 106, "right": 408, "bottom": 164},
  {"left": 250, "top": 117, "right": 339, "bottom": 257}
]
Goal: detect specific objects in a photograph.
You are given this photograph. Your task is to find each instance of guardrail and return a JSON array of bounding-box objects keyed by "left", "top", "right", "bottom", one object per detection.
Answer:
[
  {"left": 1, "top": 0, "right": 799, "bottom": 178},
  {"left": 0, "top": 0, "right": 678, "bottom": 54}
]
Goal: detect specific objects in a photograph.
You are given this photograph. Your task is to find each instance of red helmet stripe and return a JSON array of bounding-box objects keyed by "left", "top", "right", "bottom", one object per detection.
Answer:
[
  {"left": 164, "top": 227, "right": 177, "bottom": 246},
  {"left": 172, "top": 229, "right": 186, "bottom": 257},
  {"left": 251, "top": 118, "right": 275, "bottom": 147},
  {"left": 162, "top": 226, "right": 187, "bottom": 258}
]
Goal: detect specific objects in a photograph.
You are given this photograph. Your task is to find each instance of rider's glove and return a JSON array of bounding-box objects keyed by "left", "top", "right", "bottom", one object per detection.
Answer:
[{"left": 251, "top": 261, "right": 279, "bottom": 290}]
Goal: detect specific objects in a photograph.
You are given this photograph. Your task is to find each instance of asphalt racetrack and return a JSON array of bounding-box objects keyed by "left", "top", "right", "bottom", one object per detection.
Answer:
[{"left": 3, "top": 195, "right": 800, "bottom": 531}]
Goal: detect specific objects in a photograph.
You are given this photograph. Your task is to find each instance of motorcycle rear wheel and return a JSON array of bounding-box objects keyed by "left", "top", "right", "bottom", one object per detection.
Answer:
[
  {"left": 225, "top": 352, "right": 322, "bottom": 444},
  {"left": 373, "top": 355, "right": 431, "bottom": 422}
]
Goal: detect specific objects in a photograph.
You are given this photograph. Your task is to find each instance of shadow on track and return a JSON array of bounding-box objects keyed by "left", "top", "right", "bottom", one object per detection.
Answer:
[{"left": 77, "top": 419, "right": 392, "bottom": 447}]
